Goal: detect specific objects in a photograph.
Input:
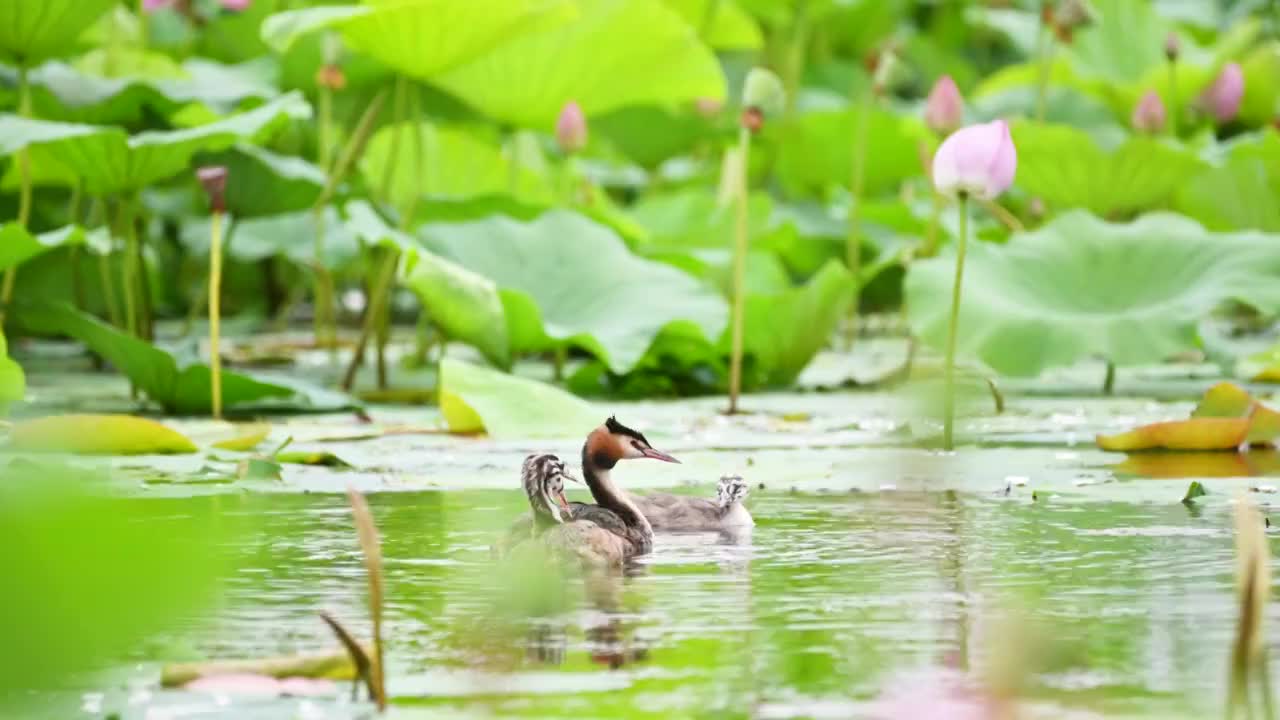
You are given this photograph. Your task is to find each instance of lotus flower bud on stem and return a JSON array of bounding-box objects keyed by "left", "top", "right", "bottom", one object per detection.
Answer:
[
  {"left": 1049, "top": 0, "right": 1096, "bottom": 43},
  {"left": 1164, "top": 31, "right": 1181, "bottom": 62},
  {"left": 924, "top": 75, "right": 964, "bottom": 136},
  {"left": 740, "top": 67, "right": 785, "bottom": 134},
  {"left": 197, "top": 166, "right": 228, "bottom": 214},
  {"left": 931, "top": 120, "right": 1017, "bottom": 201},
  {"left": 196, "top": 165, "right": 229, "bottom": 419},
  {"left": 1203, "top": 63, "right": 1244, "bottom": 124},
  {"left": 315, "top": 65, "right": 346, "bottom": 91},
  {"left": 930, "top": 121, "right": 1017, "bottom": 449},
  {"left": 555, "top": 101, "right": 588, "bottom": 154},
  {"left": 871, "top": 49, "right": 901, "bottom": 98},
  {"left": 1131, "top": 90, "right": 1166, "bottom": 134}
]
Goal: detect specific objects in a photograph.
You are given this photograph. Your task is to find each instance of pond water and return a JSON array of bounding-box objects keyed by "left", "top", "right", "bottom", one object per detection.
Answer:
[{"left": 45, "top": 483, "right": 1272, "bottom": 719}]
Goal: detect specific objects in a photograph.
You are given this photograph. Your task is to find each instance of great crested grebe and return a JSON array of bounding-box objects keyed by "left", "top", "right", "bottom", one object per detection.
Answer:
[
  {"left": 503, "top": 453, "right": 638, "bottom": 567},
  {"left": 496, "top": 417, "right": 680, "bottom": 559},
  {"left": 631, "top": 475, "right": 754, "bottom": 532}
]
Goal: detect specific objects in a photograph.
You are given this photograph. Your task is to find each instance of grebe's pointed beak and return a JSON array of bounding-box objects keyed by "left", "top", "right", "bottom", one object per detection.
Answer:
[
  {"left": 641, "top": 447, "right": 680, "bottom": 464},
  {"left": 563, "top": 470, "right": 583, "bottom": 484}
]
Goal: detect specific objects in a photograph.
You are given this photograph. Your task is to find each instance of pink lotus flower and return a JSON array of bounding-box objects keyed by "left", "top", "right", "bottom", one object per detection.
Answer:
[
  {"left": 1131, "top": 90, "right": 1166, "bottom": 134},
  {"left": 142, "top": 0, "right": 173, "bottom": 11},
  {"left": 924, "top": 76, "right": 964, "bottom": 136},
  {"left": 555, "top": 101, "right": 587, "bottom": 154},
  {"left": 931, "top": 119, "right": 1017, "bottom": 200},
  {"left": 1203, "top": 63, "right": 1244, "bottom": 124},
  {"left": 221, "top": 0, "right": 251, "bottom": 10}
]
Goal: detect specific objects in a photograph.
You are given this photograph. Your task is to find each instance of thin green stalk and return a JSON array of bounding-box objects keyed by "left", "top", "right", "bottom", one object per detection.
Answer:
[
  {"left": 341, "top": 250, "right": 398, "bottom": 392},
  {"left": 1035, "top": 35, "right": 1055, "bottom": 122},
  {"left": 209, "top": 211, "right": 225, "bottom": 419},
  {"left": 318, "top": 84, "right": 334, "bottom": 175},
  {"left": 845, "top": 96, "right": 870, "bottom": 349},
  {"left": 311, "top": 87, "right": 389, "bottom": 348},
  {"left": 1102, "top": 361, "right": 1116, "bottom": 395},
  {"left": 553, "top": 345, "right": 566, "bottom": 381},
  {"left": 942, "top": 194, "right": 970, "bottom": 450},
  {"left": 1167, "top": 59, "right": 1179, "bottom": 136},
  {"left": 1, "top": 66, "right": 33, "bottom": 323},
  {"left": 727, "top": 126, "right": 751, "bottom": 415},
  {"left": 120, "top": 200, "right": 139, "bottom": 338},
  {"left": 783, "top": 0, "right": 810, "bottom": 117},
  {"left": 379, "top": 76, "right": 409, "bottom": 202},
  {"left": 134, "top": 213, "right": 154, "bottom": 341}
]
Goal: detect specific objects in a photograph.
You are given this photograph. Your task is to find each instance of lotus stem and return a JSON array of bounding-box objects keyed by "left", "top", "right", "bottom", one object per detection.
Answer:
[
  {"left": 311, "top": 88, "right": 389, "bottom": 350},
  {"left": 844, "top": 95, "right": 870, "bottom": 349},
  {"left": 1167, "top": 58, "right": 1179, "bottom": 137},
  {"left": 553, "top": 345, "right": 566, "bottom": 381},
  {"left": 1102, "top": 361, "right": 1116, "bottom": 395},
  {"left": 135, "top": 215, "right": 154, "bottom": 341},
  {"left": 1034, "top": 35, "right": 1055, "bottom": 122},
  {"left": 0, "top": 66, "right": 33, "bottom": 325},
  {"left": 727, "top": 126, "right": 751, "bottom": 415},
  {"left": 209, "top": 211, "right": 225, "bottom": 419},
  {"left": 942, "top": 193, "right": 970, "bottom": 450},
  {"left": 120, "top": 200, "right": 139, "bottom": 338},
  {"left": 979, "top": 197, "right": 1025, "bottom": 233},
  {"left": 341, "top": 250, "right": 398, "bottom": 392}
]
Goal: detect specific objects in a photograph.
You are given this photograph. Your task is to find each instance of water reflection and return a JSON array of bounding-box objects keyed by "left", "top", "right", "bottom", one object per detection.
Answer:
[{"left": 91, "top": 488, "right": 1264, "bottom": 719}]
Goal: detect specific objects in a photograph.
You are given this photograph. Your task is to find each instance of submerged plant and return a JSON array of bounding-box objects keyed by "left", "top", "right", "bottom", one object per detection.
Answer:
[
  {"left": 727, "top": 67, "right": 784, "bottom": 415},
  {"left": 930, "top": 120, "right": 1016, "bottom": 449},
  {"left": 196, "top": 166, "right": 228, "bottom": 419}
]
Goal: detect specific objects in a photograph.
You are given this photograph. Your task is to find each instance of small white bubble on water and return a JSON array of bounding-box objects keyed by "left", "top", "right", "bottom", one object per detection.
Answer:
[{"left": 1005, "top": 475, "right": 1029, "bottom": 486}]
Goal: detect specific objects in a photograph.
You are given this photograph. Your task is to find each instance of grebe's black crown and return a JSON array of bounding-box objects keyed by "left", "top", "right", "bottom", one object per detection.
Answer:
[{"left": 605, "top": 416, "right": 650, "bottom": 446}]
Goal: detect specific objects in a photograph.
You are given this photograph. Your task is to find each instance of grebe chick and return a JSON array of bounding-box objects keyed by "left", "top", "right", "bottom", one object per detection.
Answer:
[{"left": 633, "top": 475, "right": 753, "bottom": 531}]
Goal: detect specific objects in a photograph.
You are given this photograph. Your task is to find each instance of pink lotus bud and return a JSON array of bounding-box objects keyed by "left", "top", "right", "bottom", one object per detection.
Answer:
[
  {"left": 1164, "top": 31, "right": 1180, "bottom": 62},
  {"left": 142, "top": 0, "right": 173, "bottom": 11},
  {"left": 196, "top": 166, "right": 229, "bottom": 214},
  {"left": 220, "top": 0, "right": 251, "bottom": 10},
  {"left": 931, "top": 120, "right": 1017, "bottom": 200},
  {"left": 555, "top": 101, "right": 587, "bottom": 154},
  {"left": 924, "top": 76, "right": 964, "bottom": 136},
  {"left": 1202, "top": 63, "right": 1244, "bottom": 124},
  {"left": 1131, "top": 90, "right": 1166, "bottom": 134}
]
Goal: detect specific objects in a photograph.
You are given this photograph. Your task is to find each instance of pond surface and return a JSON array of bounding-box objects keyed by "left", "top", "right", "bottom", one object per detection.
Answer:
[{"left": 46, "top": 483, "right": 1274, "bottom": 719}]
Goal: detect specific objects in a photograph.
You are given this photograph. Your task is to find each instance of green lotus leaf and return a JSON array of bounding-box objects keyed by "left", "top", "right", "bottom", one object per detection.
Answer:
[
  {"left": 197, "top": 143, "right": 326, "bottom": 218},
  {"left": 360, "top": 122, "right": 551, "bottom": 210},
  {"left": 732, "top": 259, "right": 855, "bottom": 386},
  {"left": 21, "top": 58, "right": 278, "bottom": 124},
  {"left": 261, "top": 0, "right": 573, "bottom": 79},
  {"left": 181, "top": 207, "right": 358, "bottom": 269},
  {"left": 439, "top": 357, "right": 599, "bottom": 438},
  {"left": 905, "top": 211, "right": 1280, "bottom": 377},
  {"left": 1012, "top": 122, "right": 1205, "bottom": 217},
  {"left": 429, "top": 0, "right": 726, "bottom": 130},
  {"left": 661, "top": 0, "right": 763, "bottom": 50},
  {"left": 583, "top": 105, "right": 719, "bottom": 170},
  {"left": 1175, "top": 131, "right": 1280, "bottom": 232},
  {"left": 420, "top": 210, "right": 728, "bottom": 373},
  {"left": 344, "top": 200, "right": 510, "bottom": 368},
  {"left": 773, "top": 106, "right": 932, "bottom": 199},
  {"left": 0, "top": 92, "right": 310, "bottom": 195},
  {"left": 13, "top": 303, "right": 355, "bottom": 415},
  {"left": 0, "top": 0, "right": 116, "bottom": 66},
  {"left": 0, "top": 224, "right": 96, "bottom": 273},
  {"left": 1239, "top": 42, "right": 1280, "bottom": 128},
  {"left": 1069, "top": 0, "right": 1169, "bottom": 86}
]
